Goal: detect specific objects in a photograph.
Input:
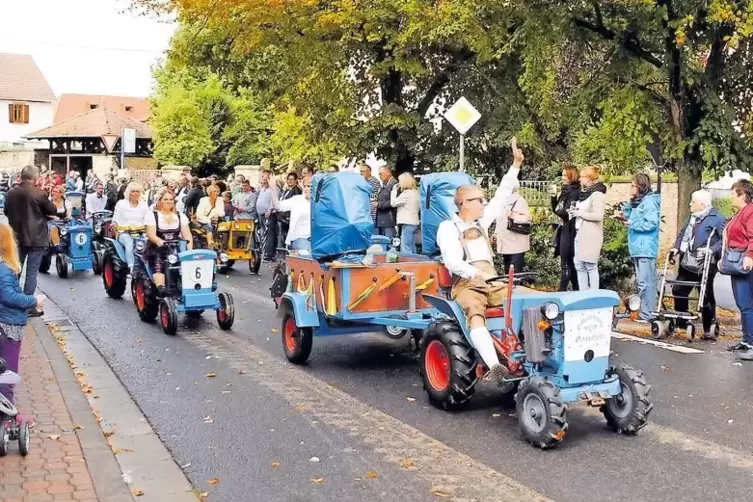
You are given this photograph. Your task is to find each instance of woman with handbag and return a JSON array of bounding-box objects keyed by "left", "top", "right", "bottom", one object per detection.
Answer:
[
  {"left": 551, "top": 166, "right": 581, "bottom": 291},
  {"left": 720, "top": 180, "right": 753, "bottom": 359},
  {"left": 495, "top": 183, "right": 532, "bottom": 273},
  {"left": 570, "top": 166, "right": 607, "bottom": 290}
]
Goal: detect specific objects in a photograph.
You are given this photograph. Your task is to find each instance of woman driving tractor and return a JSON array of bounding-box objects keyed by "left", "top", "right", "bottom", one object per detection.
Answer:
[
  {"left": 112, "top": 182, "right": 149, "bottom": 271},
  {"left": 145, "top": 189, "right": 193, "bottom": 295},
  {"left": 195, "top": 184, "right": 225, "bottom": 248}
]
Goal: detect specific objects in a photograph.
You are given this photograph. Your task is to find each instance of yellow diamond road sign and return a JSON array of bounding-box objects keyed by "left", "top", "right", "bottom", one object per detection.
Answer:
[{"left": 444, "top": 97, "right": 481, "bottom": 135}]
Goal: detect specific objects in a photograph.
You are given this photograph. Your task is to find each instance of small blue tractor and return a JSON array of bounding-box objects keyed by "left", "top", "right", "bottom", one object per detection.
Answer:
[
  {"left": 278, "top": 171, "right": 653, "bottom": 449},
  {"left": 130, "top": 240, "right": 235, "bottom": 335},
  {"left": 39, "top": 192, "right": 95, "bottom": 278}
]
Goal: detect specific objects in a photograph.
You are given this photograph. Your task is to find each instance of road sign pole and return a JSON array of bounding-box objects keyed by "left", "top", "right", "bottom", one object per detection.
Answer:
[
  {"left": 120, "top": 128, "right": 125, "bottom": 171},
  {"left": 459, "top": 134, "right": 465, "bottom": 173}
]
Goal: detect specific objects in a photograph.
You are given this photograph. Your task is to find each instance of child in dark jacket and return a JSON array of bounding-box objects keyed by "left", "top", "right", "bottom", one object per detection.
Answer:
[{"left": 0, "top": 224, "right": 44, "bottom": 404}]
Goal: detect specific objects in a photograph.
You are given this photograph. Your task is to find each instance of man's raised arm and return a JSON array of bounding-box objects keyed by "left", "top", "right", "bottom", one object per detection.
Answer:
[{"left": 479, "top": 137, "right": 524, "bottom": 230}]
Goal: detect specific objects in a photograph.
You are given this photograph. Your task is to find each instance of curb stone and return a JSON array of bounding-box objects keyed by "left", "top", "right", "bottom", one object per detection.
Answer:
[{"left": 31, "top": 298, "right": 196, "bottom": 502}]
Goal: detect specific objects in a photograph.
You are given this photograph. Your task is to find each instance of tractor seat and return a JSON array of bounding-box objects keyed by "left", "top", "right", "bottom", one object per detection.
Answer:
[{"left": 437, "top": 266, "right": 505, "bottom": 318}]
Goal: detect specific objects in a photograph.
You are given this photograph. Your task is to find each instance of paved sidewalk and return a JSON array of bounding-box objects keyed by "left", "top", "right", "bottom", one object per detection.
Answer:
[{"left": 0, "top": 324, "right": 101, "bottom": 501}]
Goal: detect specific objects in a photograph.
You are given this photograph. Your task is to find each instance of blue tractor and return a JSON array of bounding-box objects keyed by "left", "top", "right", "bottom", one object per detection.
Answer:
[
  {"left": 130, "top": 240, "right": 235, "bottom": 335},
  {"left": 39, "top": 192, "right": 95, "bottom": 279}
]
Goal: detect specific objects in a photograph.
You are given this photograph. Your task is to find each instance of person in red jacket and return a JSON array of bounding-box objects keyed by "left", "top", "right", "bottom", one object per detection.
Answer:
[{"left": 725, "top": 179, "right": 753, "bottom": 360}]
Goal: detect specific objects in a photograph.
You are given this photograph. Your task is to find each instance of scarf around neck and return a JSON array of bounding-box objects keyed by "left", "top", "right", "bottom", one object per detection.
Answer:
[{"left": 578, "top": 181, "right": 607, "bottom": 201}]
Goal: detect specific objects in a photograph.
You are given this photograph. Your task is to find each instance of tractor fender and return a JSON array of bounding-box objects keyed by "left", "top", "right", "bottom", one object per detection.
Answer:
[
  {"left": 103, "top": 237, "right": 127, "bottom": 263},
  {"left": 279, "top": 293, "right": 320, "bottom": 328},
  {"left": 422, "top": 294, "right": 471, "bottom": 342}
]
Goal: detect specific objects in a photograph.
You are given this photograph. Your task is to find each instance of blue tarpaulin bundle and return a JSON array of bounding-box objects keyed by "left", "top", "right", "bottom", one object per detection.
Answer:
[
  {"left": 311, "top": 172, "right": 374, "bottom": 260},
  {"left": 419, "top": 172, "right": 475, "bottom": 256}
]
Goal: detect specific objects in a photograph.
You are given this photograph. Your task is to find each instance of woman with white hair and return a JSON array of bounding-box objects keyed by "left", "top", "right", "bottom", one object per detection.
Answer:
[
  {"left": 112, "top": 182, "right": 148, "bottom": 270},
  {"left": 390, "top": 172, "right": 420, "bottom": 253},
  {"left": 669, "top": 189, "right": 726, "bottom": 340}
]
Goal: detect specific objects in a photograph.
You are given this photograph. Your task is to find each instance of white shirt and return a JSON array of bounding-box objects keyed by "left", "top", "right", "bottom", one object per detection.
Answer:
[
  {"left": 85, "top": 192, "right": 107, "bottom": 214},
  {"left": 74, "top": 178, "right": 84, "bottom": 191},
  {"left": 436, "top": 165, "right": 520, "bottom": 280},
  {"left": 112, "top": 200, "right": 149, "bottom": 228},
  {"left": 145, "top": 211, "right": 189, "bottom": 233},
  {"left": 195, "top": 196, "right": 225, "bottom": 224},
  {"left": 276, "top": 194, "right": 310, "bottom": 245}
]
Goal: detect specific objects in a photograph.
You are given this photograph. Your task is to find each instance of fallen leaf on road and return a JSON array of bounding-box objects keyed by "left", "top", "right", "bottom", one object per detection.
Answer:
[
  {"left": 398, "top": 458, "right": 416, "bottom": 469},
  {"left": 366, "top": 471, "right": 378, "bottom": 479},
  {"left": 131, "top": 488, "right": 144, "bottom": 496},
  {"left": 660, "top": 365, "right": 671, "bottom": 371},
  {"left": 75, "top": 371, "right": 86, "bottom": 377},
  {"left": 271, "top": 460, "right": 281, "bottom": 468},
  {"left": 728, "top": 419, "right": 734, "bottom": 424},
  {"left": 733, "top": 362, "right": 742, "bottom": 366},
  {"left": 204, "top": 416, "right": 214, "bottom": 424},
  {"left": 112, "top": 446, "right": 123, "bottom": 455},
  {"left": 492, "top": 413, "right": 501, "bottom": 418},
  {"left": 312, "top": 478, "right": 325, "bottom": 484},
  {"left": 137, "top": 339, "right": 143, "bottom": 343},
  {"left": 271, "top": 328, "right": 279, "bottom": 333},
  {"left": 431, "top": 489, "right": 451, "bottom": 498},
  {"left": 238, "top": 369, "right": 246, "bottom": 375},
  {"left": 208, "top": 478, "right": 220, "bottom": 485},
  {"left": 406, "top": 397, "right": 416, "bottom": 402},
  {"left": 295, "top": 405, "right": 307, "bottom": 412},
  {"left": 309, "top": 456, "right": 320, "bottom": 462},
  {"left": 205, "top": 372, "right": 217, "bottom": 378},
  {"left": 222, "top": 390, "right": 231, "bottom": 394},
  {"left": 74, "top": 424, "right": 83, "bottom": 430},
  {"left": 103, "top": 430, "right": 115, "bottom": 438},
  {"left": 47, "top": 434, "right": 60, "bottom": 440}
]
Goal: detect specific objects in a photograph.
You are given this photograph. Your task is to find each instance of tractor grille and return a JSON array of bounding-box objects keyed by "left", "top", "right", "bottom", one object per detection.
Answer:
[{"left": 523, "top": 307, "right": 547, "bottom": 363}]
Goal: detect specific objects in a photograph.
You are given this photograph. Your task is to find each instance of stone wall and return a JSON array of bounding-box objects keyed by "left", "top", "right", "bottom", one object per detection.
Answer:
[
  {"left": 604, "top": 181, "right": 678, "bottom": 253},
  {"left": 0, "top": 149, "right": 35, "bottom": 172}
]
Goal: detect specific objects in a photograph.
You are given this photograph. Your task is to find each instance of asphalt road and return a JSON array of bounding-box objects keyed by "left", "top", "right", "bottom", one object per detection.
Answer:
[{"left": 36, "top": 261, "right": 753, "bottom": 502}]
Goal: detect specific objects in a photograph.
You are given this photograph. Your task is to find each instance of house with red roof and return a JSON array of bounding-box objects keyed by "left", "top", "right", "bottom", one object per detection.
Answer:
[{"left": 0, "top": 53, "right": 56, "bottom": 148}]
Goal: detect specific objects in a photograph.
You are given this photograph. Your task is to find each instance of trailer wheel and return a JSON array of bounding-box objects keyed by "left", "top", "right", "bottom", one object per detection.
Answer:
[
  {"left": 420, "top": 321, "right": 477, "bottom": 410},
  {"left": 601, "top": 364, "right": 653, "bottom": 435},
  {"left": 280, "top": 302, "right": 313, "bottom": 365}
]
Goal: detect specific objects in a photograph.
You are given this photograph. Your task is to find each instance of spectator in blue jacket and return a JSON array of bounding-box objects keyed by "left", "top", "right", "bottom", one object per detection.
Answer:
[
  {"left": 617, "top": 173, "right": 661, "bottom": 321},
  {"left": 0, "top": 224, "right": 45, "bottom": 405},
  {"left": 669, "top": 190, "right": 726, "bottom": 339}
]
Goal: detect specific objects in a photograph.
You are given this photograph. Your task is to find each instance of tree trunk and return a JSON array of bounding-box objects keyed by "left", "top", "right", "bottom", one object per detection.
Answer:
[{"left": 676, "top": 158, "right": 701, "bottom": 228}]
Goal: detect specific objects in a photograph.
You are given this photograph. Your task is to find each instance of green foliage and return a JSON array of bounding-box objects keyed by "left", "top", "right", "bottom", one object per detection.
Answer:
[{"left": 712, "top": 196, "right": 735, "bottom": 218}]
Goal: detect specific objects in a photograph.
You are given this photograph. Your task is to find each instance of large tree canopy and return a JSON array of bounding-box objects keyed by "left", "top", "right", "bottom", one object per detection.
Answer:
[{"left": 136, "top": 0, "right": 753, "bottom": 223}]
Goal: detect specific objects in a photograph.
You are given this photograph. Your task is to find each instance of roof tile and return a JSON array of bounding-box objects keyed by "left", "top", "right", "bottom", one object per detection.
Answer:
[{"left": 0, "top": 53, "right": 56, "bottom": 102}]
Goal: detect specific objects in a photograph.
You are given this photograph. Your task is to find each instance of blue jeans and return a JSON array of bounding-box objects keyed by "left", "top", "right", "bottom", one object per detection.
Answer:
[
  {"left": 400, "top": 224, "right": 418, "bottom": 254},
  {"left": 290, "top": 238, "right": 311, "bottom": 251},
  {"left": 732, "top": 273, "right": 753, "bottom": 345},
  {"left": 18, "top": 246, "right": 44, "bottom": 296},
  {"left": 574, "top": 258, "right": 599, "bottom": 290},
  {"left": 633, "top": 257, "right": 657, "bottom": 320},
  {"left": 376, "top": 226, "right": 396, "bottom": 238},
  {"left": 117, "top": 233, "right": 135, "bottom": 268}
]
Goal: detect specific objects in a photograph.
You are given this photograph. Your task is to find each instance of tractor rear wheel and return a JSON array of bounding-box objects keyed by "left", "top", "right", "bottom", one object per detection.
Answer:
[
  {"left": 102, "top": 250, "right": 127, "bottom": 299},
  {"left": 280, "top": 302, "right": 313, "bottom": 364},
  {"left": 420, "top": 321, "right": 477, "bottom": 411},
  {"left": 515, "top": 377, "right": 568, "bottom": 449},
  {"left": 601, "top": 365, "right": 652, "bottom": 434},
  {"left": 159, "top": 298, "right": 179, "bottom": 336}
]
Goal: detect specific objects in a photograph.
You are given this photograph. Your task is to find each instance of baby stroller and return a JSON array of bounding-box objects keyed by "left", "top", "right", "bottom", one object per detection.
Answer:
[
  {"left": 651, "top": 230, "right": 718, "bottom": 340},
  {"left": 0, "top": 357, "right": 30, "bottom": 456}
]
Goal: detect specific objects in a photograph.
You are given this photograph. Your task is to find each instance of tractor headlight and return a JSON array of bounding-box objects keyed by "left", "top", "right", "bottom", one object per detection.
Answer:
[
  {"left": 60, "top": 228, "right": 68, "bottom": 236},
  {"left": 167, "top": 254, "right": 178, "bottom": 265},
  {"left": 94, "top": 223, "right": 102, "bottom": 233},
  {"left": 625, "top": 294, "right": 641, "bottom": 312},
  {"left": 135, "top": 241, "right": 145, "bottom": 252},
  {"left": 541, "top": 302, "right": 560, "bottom": 320},
  {"left": 219, "top": 252, "right": 229, "bottom": 263},
  {"left": 234, "top": 223, "right": 240, "bottom": 230}
]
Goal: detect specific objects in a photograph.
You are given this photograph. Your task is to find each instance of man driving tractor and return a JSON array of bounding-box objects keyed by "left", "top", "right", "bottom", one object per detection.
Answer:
[{"left": 436, "top": 137, "right": 525, "bottom": 386}]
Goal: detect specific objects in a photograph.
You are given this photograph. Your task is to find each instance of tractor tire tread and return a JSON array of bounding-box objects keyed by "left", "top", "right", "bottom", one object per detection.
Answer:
[
  {"left": 420, "top": 321, "right": 478, "bottom": 411},
  {"left": 601, "top": 365, "right": 653, "bottom": 435}
]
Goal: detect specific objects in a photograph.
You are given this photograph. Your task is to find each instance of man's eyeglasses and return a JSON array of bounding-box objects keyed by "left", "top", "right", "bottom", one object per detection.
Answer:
[{"left": 465, "top": 197, "right": 487, "bottom": 204}]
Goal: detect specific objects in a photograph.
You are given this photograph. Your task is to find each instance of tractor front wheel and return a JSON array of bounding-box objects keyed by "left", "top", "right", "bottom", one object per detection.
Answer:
[
  {"left": 248, "top": 250, "right": 261, "bottom": 275},
  {"left": 280, "top": 304, "right": 313, "bottom": 364},
  {"left": 55, "top": 254, "right": 69, "bottom": 279},
  {"left": 601, "top": 365, "right": 653, "bottom": 435},
  {"left": 515, "top": 377, "right": 568, "bottom": 449},
  {"left": 39, "top": 251, "right": 52, "bottom": 274},
  {"left": 159, "top": 298, "right": 179, "bottom": 336},
  {"left": 419, "top": 321, "right": 477, "bottom": 411},
  {"left": 216, "top": 292, "right": 235, "bottom": 330}
]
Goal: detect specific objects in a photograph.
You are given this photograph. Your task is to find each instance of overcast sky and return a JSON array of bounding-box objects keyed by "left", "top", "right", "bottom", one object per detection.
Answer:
[{"left": 0, "top": 0, "right": 175, "bottom": 97}]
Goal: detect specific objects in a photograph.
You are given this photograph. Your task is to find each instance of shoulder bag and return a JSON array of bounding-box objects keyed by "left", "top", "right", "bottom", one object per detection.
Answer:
[
  {"left": 718, "top": 227, "right": 750, "bottom": 276},
  {"left": 507, "top": 198, "right": 532, "bottom": 236}
]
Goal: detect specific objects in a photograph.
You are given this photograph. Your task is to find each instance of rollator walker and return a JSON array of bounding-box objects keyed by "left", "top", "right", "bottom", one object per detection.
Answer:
[{"left": 651, "top": 230, "right": 718, "bottom": 340}]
